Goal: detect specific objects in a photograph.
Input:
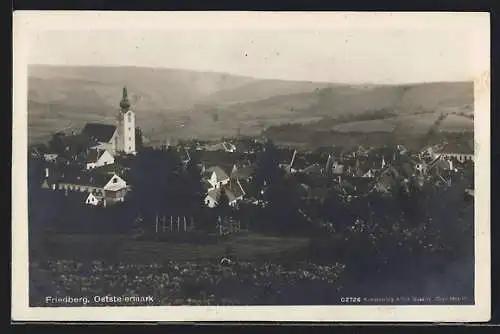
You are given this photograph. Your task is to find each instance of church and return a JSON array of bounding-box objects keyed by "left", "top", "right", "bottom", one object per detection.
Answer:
[
  {"left": 80, "top": 86, "right": 137, "bottom": 156},
  {"left": 40, "top": 87, "right": 140, "bottom": 207}
]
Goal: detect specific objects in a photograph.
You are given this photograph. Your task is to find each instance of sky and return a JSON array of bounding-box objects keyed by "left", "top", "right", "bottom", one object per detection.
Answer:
[{"left": 27, "top": 26, "right": 482, "bottom": 84}]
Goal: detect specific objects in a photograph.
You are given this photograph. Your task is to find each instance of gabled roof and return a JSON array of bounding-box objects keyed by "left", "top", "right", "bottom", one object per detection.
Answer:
[
  {"left": 206, "top": 166, "right": 230, "bottom": 181},
  {"left": 206, "top": 188, "right": 221, "bottom": 202},
  {"left": 233, "top": 139, "right": 261, "bottom": 153},
  {"left": 231, "top": 164, "right": 255, "bottom": 179},
  {"left": 225, "top": 180, "right": 245, "bottom": 202},
  {"left": 341, "top": 176, "right": 372, "bottom": 194},
  {"left": 85, "top": 148, "right": 107, "bottom": 163},
  {"left": 59, "top": 134, "right": 97, "bottom": 151},
  {"left": 372, "top": 173, "right": 399, "bottom": 192},
  {"left": 57, "top": 171, "right": 119, "bottom": 188},
  {"left": 202, "top": 179, "right": 213, "bottom": 191},
  {"left": 81, "top": 123, "right": 117, "bottom": 143},
  {"left": 401, "top": 162, "right": 415, "bottom": 178},
  {"left": 196, "top": 150, "right": 250, "bottom": 167},
  {"left": 302, "top": 163, "right": 323, "bottom": 175},
  {"left": 222, "top": 142, "right": 236, "bottom": 151},
  {"left": 428, "top": 156, "right": 453, "bottom": 171}
]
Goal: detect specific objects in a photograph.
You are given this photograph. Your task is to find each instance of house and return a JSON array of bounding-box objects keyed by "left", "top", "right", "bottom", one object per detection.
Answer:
[
  {"left": 82, "top": 123, "right": 120, "bottom": 155},
  {"left": 178, "top": 147, "right": 191, "bottom": 165},
  {"left": 330, "top": 161, "right": 345, "bottom": 175},
  {"left": 225, "top": 179, "right": 246, "bottom": 206},
  {"left": 55, "top": 133, "right": 97, "bottom": 161},
  {"left": 204, "top": 179, "right": 246, "bottom": 208},
  {"left": 55, "top": 172, "right": 128, "bottom": 207},
  {"left": 427, "top": 155, "right": 455, "bottom": 174},
  {"left": 203, "top": 141, "right": 237, "bottom": 153},
  {"left": 340, "top": 176, "right": 373, "bottom": 196},
  {"left": 205, "top": 188, "right": 221, "bottom": 208},
  {"left": 196, "top": 150, "right": 250, "bottom": 170},
  {"left": 29, "top": 144, "right": 49, "bottom": 158},
  {"left": 203, "top": 166, "right": 230, "bottom": 189},
  {"left": 79, "top": 87, "right": 138, "bottom": 156},
  {"left": 302, "top": 163, "right": 323, "bottom": 176},
  {"left": 233, "top": 138, "right": 262, "bottom": 153},
  {"left": 353, "top": 159, "right": 376, "bottom": 178},
  {"left": 84, "top": 192, "right": 102, "bottom": 206},
  {"left": 85, "top": 148, "right": 115, "bottom": 170},
  {"left": 230, "top": 164, "right": 255, "bottom": 181},
  {"left": 43, "top": 153, "right": 59, "bottom": 163},
  {"left": 440, "top": 141, "right": 474, "bottom": 163},
  {"left": 371, "top": 169, "right": 400, "bottom": 194},
  {"left": 203, "top": 179, "right": 215, "bottom": 192}
]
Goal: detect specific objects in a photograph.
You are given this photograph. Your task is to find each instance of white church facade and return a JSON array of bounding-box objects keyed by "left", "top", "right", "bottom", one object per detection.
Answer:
[{"left": 81, "top": 87, "right": 137, "bottom": 156}]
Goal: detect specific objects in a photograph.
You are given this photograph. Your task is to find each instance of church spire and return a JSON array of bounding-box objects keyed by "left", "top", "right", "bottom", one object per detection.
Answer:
[{"left": 120, "top": 86, "right": 131, "bottom": 112}]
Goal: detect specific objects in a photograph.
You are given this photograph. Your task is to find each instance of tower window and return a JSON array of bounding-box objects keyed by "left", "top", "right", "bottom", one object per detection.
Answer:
[
  {"left": 127, "top": 114, "right": 132, "bottom": 122},
  {"left": 128, "top": 146, "right": 131, "bottom": 151}
]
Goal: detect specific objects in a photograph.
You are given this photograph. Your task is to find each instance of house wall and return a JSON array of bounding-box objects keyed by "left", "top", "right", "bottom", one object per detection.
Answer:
[
  {"left": 85, "top": 194, "right": 100, "bottom": 206},
  {"left": 205, "top": 195, "right": 217, "bottom": 208},
  {"left": 43, "top": 154, "right": 58, "bottom": 162},
  {"left": 442, "top": 153, "right": 474, "bottom": 163},
  {"left": 117, "top": 110, "right": 136, "bottom": 155},
  {"left": 95, "top": 139, "right": 116, "bottom": 156},
  {"left": 86, "top": 150, "right": 115, "bottom": 170},
  {"left": 103, "top": 175, "right": 127, "bottom": 191},
  {"left": 57, "top": 183, "right": 104, "bottom": 195},
  {"left": 208, "top": 172, "right": 230, "bottom": 189},
  {"left": 229, "top": 196, "right": 243, "bottom": 207}
]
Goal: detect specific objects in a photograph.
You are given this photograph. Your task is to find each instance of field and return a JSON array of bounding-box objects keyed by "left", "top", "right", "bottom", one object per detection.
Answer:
[
  {"left": 439, "top": 114, "right": 475, "bottom": 132},
  {"left": 32, "top": 233, "right": 312, "bottom": 264},
  {"left": 27, "top": 65, "right": 474, "bottom": 146}
]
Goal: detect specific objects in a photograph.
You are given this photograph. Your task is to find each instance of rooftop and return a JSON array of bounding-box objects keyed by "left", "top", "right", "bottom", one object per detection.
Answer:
[
  {"left": 441, "top": 140, "right": 474, "bottom": 155},
  {"left": 81, "top": 123, "right": 117, "bottom": 143}
]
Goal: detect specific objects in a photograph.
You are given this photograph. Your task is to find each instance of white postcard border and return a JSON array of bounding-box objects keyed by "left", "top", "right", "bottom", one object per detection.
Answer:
[{"left": 12, "top": 11, "right": 491, "bottom": 322}]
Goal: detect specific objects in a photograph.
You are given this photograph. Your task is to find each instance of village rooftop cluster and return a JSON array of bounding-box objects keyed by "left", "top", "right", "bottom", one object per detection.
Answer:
[{"left": 29, "top": 87, "right": 474, "bottom": 213}]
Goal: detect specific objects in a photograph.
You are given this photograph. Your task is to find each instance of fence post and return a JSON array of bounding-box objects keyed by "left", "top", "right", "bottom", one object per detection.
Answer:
[{"left": 155, "top": 214, "right": 159, "bottom": 234}]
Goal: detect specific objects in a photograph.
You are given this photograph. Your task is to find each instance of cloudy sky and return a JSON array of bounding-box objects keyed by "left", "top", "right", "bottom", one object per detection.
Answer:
[{"left": 26, "top": 13, "right": 487, "bottom": 84}]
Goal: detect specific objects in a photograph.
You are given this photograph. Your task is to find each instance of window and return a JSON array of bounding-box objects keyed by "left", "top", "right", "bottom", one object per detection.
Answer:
[
  {"left": 113, "top": 178, "right": 118, "bottom": 183},
  {"left": 128, "top": 137, "right": 132, "bottom": 141},
  {"left": 128, "top": 146, "right": 131, "bottom": 151},
  {"left": 127, "top": 113, "right": 132, "bottom": 122}
]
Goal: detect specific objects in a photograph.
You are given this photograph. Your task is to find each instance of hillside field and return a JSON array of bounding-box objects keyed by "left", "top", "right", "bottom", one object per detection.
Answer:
[{"left": 27, "top": 65, "right": 474, "bottom": 146}]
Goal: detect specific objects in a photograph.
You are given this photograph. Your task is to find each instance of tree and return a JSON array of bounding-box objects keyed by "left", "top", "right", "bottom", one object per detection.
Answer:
[
  {"left": 252, "top": 139, "right": 281, "bottom": 192},
  {"left": 48, "top": 132, "right": 66, "bottom": 154},
  {"left": 216, "top": 188, "right": 230, "bottom": 215},
  {"left": 135, "top": 127, "right": 144, "bottom": 151},
  {"left": 183, "top": 155, "right": 206, "bottom": 226}
]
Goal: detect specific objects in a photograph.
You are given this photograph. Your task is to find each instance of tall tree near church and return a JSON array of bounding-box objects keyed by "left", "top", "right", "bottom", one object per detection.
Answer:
[
  {"left": 185, "top": 154, "right": 206, "bottom": 216},
  {"left": 252, "top": 139, "right": 281, "bottom": 192}
]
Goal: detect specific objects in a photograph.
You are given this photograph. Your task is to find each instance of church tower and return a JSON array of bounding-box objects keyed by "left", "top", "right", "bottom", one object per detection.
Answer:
[{"left": 116, "top": 87, "right": 136, "bottom": 155}]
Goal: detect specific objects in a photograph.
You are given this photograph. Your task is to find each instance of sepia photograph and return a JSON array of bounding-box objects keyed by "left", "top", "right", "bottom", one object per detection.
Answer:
[{"left": 12, "top": 11, "right": 490, "bottom": 322}]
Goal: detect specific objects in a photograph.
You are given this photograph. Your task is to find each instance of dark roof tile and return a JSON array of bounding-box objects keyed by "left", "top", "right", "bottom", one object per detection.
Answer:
[{"left": 82, "top": 123, "right": 117, "bottom": 143}]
